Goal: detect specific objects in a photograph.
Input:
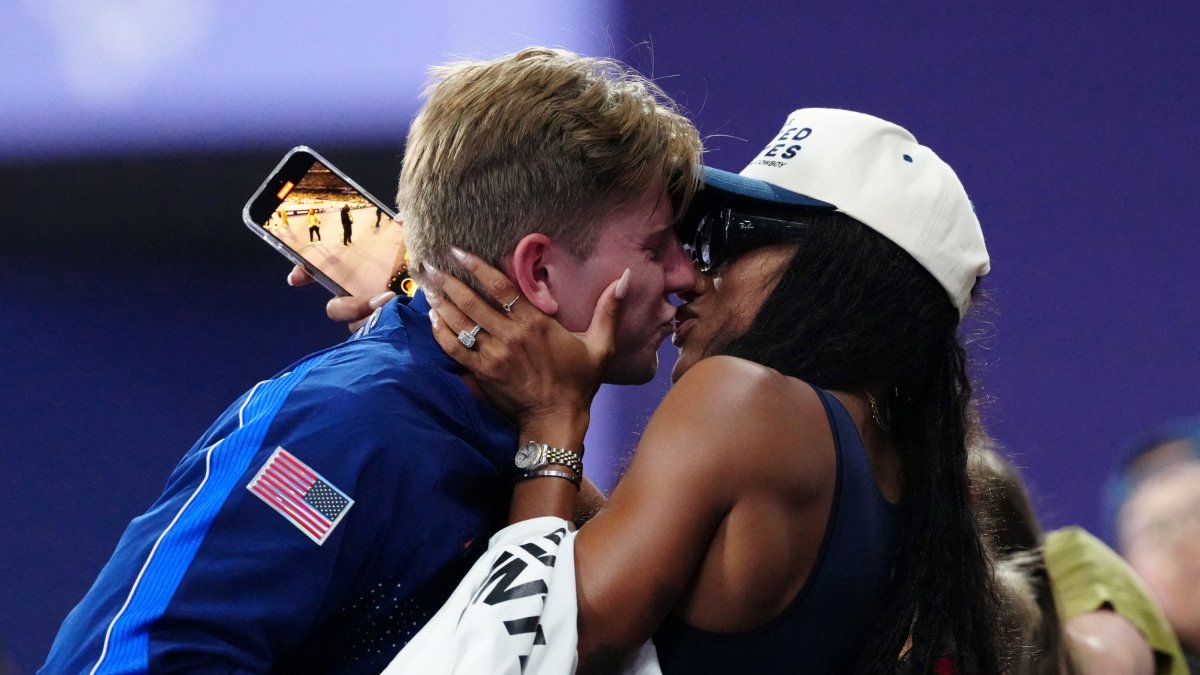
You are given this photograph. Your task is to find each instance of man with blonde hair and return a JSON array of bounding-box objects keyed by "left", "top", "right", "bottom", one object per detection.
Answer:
[
  {"left": 402, "top": 47, "right": 701, "bottom": 383},
  {"left": 43, "top": 47, "right": 701, "bottom": 674}
]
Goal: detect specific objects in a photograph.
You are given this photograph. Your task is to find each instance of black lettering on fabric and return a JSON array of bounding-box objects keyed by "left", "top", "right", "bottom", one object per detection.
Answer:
[
  {"left": 520, "top": 542, "right": 556, "bottom": 567},
  {"left": 478, "top": 556, "right": 548, "bottom": 605},
  {"left": 504, "top": 615, "right": 540, "bottom": 635},
  {"left": 464, "top": 527, "right": 572, "bottom": 672}
]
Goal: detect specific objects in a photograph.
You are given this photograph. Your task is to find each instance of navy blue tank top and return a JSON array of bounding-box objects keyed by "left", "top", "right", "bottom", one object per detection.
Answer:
[{"left": 653, "top": 387, "right": 897, "bottom": 674}]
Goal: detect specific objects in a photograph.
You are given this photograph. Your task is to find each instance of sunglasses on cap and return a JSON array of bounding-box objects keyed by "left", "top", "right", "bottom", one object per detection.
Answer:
[{"left": 685, "top": 208, "right": 811, "bottom": 273}]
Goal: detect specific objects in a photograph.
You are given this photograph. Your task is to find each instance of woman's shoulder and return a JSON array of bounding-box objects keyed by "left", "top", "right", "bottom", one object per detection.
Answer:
[
  {"left": 668, "top": 355, "right": 823, "bottom": 416},
  {"left": 648, "top": 356, "right": 834, "bottom": 478}
]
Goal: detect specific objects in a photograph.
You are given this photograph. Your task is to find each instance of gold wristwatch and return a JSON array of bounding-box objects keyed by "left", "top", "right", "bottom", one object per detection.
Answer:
[{"left": 514, "top": 441, "right": 583, "bottom": 475}]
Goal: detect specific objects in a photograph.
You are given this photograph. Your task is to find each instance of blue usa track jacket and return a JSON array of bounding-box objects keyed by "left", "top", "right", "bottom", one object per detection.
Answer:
[{"left": 42, "top": 294, "right": 516, "bottom": 674}]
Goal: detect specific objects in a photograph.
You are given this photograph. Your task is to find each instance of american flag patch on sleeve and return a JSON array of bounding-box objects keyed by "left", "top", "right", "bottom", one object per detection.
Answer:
[{"left": 247, "top": 447, "right": 354, "bottom": 545}]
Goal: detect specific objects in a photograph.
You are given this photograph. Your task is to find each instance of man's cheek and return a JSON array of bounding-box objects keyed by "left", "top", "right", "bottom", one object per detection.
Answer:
[{"left": 615, "top": 319, "right": 648, "bottom": 350}]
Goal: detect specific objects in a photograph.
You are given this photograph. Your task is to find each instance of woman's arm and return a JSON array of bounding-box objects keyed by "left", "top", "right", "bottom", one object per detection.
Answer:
[
  {"left": 576, "top": 477, "right": 607, "bottom": 526},
  {"left": 425, "top": 251, "right": 828, "bottom": 670},
  {"left": 568, "top": 355, "right": 833, "bottom": 673},
  {"left": 570, "top": 359, "right": 745, "bottom": 666}
]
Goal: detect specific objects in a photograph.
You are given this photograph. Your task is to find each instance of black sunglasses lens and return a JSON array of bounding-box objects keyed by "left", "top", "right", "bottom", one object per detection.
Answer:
[
  {"left": 694, "top": 213, "right": 721, "bottom": 271},
  {"left": 694, "top": 210, "right": 810, "bottom": 273}
]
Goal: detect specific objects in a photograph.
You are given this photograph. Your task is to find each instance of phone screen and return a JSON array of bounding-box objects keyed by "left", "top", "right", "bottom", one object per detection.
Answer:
[{"left": 244, "top": 147, "right": 407, "bottom": 298}]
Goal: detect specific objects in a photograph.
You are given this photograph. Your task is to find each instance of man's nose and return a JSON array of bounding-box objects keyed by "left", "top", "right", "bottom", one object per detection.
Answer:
[{"left": 663, "top": 238, "right": 699, "bottom": 294}]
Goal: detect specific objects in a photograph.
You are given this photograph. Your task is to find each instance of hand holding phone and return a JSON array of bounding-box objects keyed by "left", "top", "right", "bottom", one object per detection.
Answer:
[
  {"left": 287, "top": 265, "right": 395, "bottom": 330},
  {"left": 243, "top": 146, "right": 413, "bottom": 299}
]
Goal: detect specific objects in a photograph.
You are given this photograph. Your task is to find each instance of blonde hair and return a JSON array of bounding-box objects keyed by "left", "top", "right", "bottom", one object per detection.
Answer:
[{"left": 398, "top": 47, "right": 702, "bottom": 289}]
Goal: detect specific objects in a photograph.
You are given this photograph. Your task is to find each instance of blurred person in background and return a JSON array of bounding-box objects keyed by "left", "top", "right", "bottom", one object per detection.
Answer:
[
  {"left": 1113, "top": 420, "right": 1200, "bottom": 672},
  {"left": 969, "top": 438, "right": 1187, "bottom": 674}
]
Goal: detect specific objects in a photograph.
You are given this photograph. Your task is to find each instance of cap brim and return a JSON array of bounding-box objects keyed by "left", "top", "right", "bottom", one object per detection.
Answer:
[{"left": 702, "top": 166, "right": 835, "bottom": 209}]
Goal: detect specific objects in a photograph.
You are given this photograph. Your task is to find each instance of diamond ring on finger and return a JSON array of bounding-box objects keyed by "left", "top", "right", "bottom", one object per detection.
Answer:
[{"left": 457, "top": 324, "right": 482, "bottom": 349}]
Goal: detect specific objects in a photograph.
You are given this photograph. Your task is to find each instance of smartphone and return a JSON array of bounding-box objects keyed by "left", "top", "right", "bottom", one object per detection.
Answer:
[{"left": 243, "top": 146, "right": 413, "bottom": 298}]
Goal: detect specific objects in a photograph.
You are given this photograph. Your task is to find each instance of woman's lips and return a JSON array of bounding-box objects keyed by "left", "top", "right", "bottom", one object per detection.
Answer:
[{"left": 672, "top": 309, "right": 697, "bottom": 346}]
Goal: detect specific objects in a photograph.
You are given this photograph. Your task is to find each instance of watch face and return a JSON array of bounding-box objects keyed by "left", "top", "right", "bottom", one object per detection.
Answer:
[{"left": 515, "top": 443, "right": 541, "bottom": 469}]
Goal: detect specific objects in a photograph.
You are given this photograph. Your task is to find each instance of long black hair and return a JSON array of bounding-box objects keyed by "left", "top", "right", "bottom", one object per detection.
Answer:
[{"left": 721, "top": 205, "right": 1001, "bottom": 673}]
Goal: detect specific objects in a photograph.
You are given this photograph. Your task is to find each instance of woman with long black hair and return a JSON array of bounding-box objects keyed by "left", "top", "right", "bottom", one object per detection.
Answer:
[{"left": 424, "top": 108, "right": 1002, "bottom": 673}]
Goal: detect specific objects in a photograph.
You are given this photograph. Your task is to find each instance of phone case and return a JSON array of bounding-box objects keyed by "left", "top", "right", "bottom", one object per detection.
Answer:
[{"left": 242, "top": 146, "right": 404, "bottom": 298}]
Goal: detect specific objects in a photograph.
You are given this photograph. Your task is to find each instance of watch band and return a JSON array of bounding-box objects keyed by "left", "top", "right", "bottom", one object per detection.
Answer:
[
  {"left": 518, "top": 468, "right": 581, "bottom": 489},
  {"left": 516, "top": 441, "right": 583, "bottom": 474},
  {"left": 539, "top": 444, "right": 583, "bottom": 474}
]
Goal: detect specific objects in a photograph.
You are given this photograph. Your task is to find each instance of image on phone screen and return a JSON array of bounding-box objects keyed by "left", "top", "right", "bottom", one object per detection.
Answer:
[{"left": 245, "top": 148, "right": 405, "bottom": 298}]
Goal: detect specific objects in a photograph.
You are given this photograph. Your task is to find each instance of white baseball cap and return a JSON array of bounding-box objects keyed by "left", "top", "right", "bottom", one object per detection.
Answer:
[{"left": 702, "top": 108, "right": 990, "bottom": 315}]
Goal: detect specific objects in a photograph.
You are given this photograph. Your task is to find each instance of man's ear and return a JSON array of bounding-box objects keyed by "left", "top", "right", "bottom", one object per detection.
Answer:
[{"left": 508, "top": 233, "right": 570, "bottom": 316}]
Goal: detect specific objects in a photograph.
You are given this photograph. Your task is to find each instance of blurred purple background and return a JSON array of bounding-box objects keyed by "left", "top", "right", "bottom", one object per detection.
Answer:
[{"left": 4, "top": 1, "right": 1198, "bottom": 670}]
